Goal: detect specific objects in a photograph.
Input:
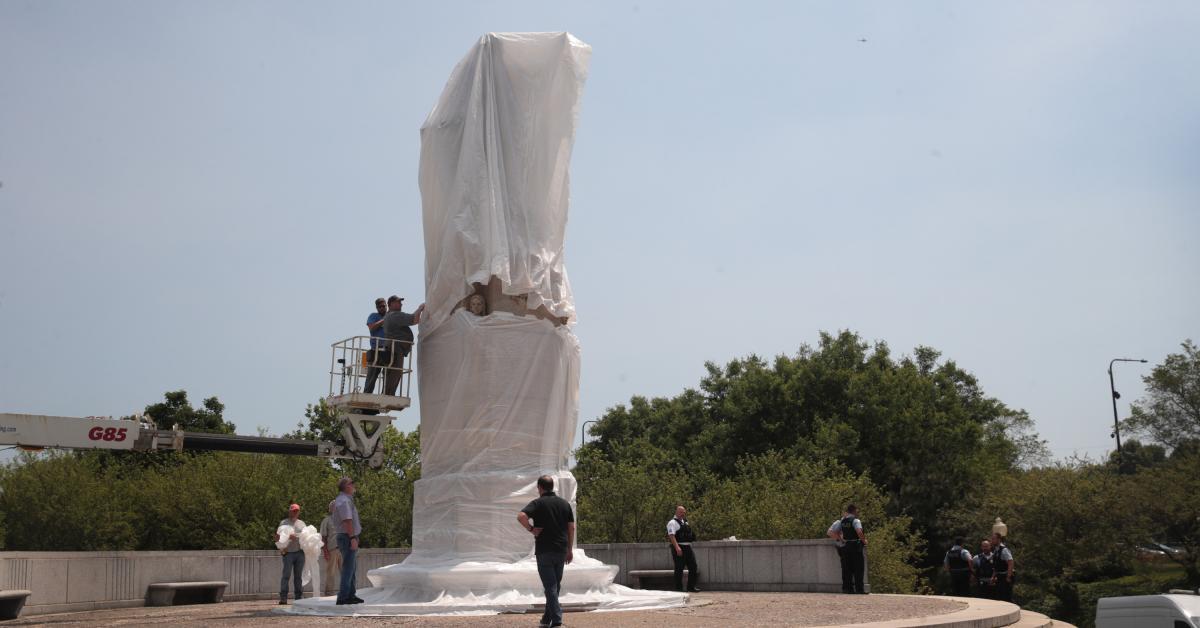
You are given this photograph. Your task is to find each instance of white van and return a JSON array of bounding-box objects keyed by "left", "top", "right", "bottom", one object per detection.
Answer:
[{"left": 1096, "top": 594, "right": 1200, "bottom": 628}]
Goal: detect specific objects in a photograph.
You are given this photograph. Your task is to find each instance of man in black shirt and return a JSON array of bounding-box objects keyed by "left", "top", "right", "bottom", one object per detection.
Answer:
[
  {"left": 833, "top": 503, "right": 868, "bottom": 594},
  {"left": 518, "top": 475, "right": 575, "bottom": 628}
]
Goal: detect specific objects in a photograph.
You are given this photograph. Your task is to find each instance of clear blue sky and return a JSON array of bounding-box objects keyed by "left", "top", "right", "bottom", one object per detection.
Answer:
[{"left": 2, "top": 1, "right": 1196, "bottom": 460}]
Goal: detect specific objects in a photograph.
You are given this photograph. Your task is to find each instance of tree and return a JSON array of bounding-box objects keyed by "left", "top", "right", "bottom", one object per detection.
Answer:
[
  {"left": 288, "top": 398, "right": 343, "bottom": 443},
  {"left": 1105, "top": 439, "right": 1167, "bottom": 475},
  {"left": 0, "top": 388, "right": 424, "bottom": 551},
  {"left": 944, "top": 461, "right": 1146, "bottom": 622},
  {"left": 0, "top": 452, "right": 139, "bottom": 551},
  {"left": 1127, "top": 339, "right": 1200, "bottom": 450},
  {"left": 287, "top": 398, "right": 421, "bottom": 475},
  {"left": 574, "top": 439, "right": 699, "bottom": 544},
  {"left": 130, "top": 452, "right": 337, "bottom": 550},
  {"left": 1139, "top": 448, "right": 1200, "bottom": 587},
  {"left": 142, "top": 390, "right": 236, "bottom": 434},
  {"left": 287, "top": 398, "right": 422, "bottom": 546},
  {"left": 579, "top": 330, "right": 1043, "bottom": 564},
  {"left": 693, "top": 452, "right": 922, "bottom": 593}
]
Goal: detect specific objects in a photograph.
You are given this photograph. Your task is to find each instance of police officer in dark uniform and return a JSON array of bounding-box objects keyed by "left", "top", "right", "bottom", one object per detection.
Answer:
[
  {"left": 943, "top": 536, "right": 973, "bottom": 596},
  {"left": 667, "top": 505, "right": 700, "bottom": 592},
  {"left": 989, "top": 532, "right": 1015, "bottom": 602},
  {"left": 973, "top": 539, "right": 996, "bottom": 599},
  {"left": 835, "top": 503, "right": 867, "bottom": 594}
]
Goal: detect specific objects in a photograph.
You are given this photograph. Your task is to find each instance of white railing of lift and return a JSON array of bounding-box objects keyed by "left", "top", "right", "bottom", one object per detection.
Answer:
[{"left": 329, "top": 335, "right": 413, "bottom": 398}]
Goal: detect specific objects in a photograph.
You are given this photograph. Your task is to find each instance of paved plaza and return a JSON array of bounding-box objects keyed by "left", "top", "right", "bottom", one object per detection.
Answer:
[{"left": 7, "top": 593, "right": 970, "bottom": 627}]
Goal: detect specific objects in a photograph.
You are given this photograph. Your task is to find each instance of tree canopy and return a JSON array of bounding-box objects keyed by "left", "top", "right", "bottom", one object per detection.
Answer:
[
  {"left": 0, "top": 392, "right": 421, "bottom": 551},
  {"left": 1127, "top": 339, "right": 1200, "bottom": 451},
  {"left": 141, "top": 390, "right": 236, "bottom": 434},
  {"left": 579, "top": 330, "right": 1047, "bottom": 561}
]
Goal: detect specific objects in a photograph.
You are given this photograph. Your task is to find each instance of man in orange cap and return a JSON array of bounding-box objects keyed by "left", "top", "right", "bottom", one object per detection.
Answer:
[{"left": 274, "top": 503, "right": 307, "bottom": 604}]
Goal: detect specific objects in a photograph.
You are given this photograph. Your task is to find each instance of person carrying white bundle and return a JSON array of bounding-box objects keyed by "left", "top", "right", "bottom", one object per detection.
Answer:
[{"left": 273, "top": 503, "right": 306, "bottom": 605}]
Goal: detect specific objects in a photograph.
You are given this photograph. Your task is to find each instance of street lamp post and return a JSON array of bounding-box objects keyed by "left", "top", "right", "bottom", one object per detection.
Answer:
[
  {"left": 580, "top": 419, "right": 598, "bottom": 447},
  {"left": 1108, "top": 357, "right": 1148, "bottom": 466}
]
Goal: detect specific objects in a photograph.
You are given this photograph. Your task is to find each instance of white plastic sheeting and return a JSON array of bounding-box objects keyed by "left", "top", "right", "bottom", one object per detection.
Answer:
[
  {"left": 288, "top": 548, "right": 689, "bottom": 617},
  {"left": 274, "top": 525, "right": 294, "bottom": 552},
  {"left": 288, "top": 32, "right": 685, "bottom": 616},
  {"left": 419, "top": 32, "right": 590, "bottom": 335},
  {"left": 298, "top": 524, "right": 324, "bottom": 591},
  {"left": 404, "top": 310, "right": 580, "bottom": 563}
]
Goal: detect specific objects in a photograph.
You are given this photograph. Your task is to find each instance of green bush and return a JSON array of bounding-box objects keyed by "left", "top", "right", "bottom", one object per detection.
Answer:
[
  {"left": 575, "top": 445, "right": 922, "bottom": 593},
  {"left": 693, "top": 452, "right": 921, "bottom": 593},
  {"left": 0, "top": 442, "right": 417, "bottom": 551}
]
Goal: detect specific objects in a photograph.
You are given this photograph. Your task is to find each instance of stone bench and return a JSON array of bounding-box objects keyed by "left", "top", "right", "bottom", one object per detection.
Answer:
[
  {"left": 627, "top": 569, "right": 689, "bottom": 591},
  {"left": 146, "top": 581, "right": 228, "bottom": 607},
  {"left": 0, "top": 590, "right": 31, "bottom": 620}
]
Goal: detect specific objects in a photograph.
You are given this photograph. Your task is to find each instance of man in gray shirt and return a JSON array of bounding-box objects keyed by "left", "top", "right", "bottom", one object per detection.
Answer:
[
  {"left": 318, "top": 501, "right": 341, "bottom": 598},
  {"left": 381, "top": 295, "right": 424, "bottom": 396},
  {"left": 334, "top": 477, "right": 364, "bottom": 605}
]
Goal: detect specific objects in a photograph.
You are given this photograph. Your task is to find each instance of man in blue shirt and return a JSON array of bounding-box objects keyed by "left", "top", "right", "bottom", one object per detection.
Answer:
[
  {"left": 334, "top": 476, "right": 364, "bottom": 606},
  {"left": 362, "top": 298, "right": 387, "bottom": 393}
]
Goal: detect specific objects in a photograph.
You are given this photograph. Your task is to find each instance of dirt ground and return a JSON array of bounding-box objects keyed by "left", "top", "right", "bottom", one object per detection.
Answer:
[{"left": 11, "top": 593, "right": 965, "bottom": 627}]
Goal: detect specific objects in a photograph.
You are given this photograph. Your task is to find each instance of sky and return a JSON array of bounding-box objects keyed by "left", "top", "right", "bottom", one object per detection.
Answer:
[{"left": 1, "top": 1, "right": 1197, "bottom": 461}]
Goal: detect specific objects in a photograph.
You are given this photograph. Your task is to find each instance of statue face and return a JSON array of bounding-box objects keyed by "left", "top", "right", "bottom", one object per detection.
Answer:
[{"left": 467, "top": 294, "right": 486, "bottom": 315}]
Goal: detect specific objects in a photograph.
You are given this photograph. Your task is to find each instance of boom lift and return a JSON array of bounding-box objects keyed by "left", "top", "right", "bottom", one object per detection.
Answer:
[{"left": 0, "top": 336, "right": 409, "bottom": 469}]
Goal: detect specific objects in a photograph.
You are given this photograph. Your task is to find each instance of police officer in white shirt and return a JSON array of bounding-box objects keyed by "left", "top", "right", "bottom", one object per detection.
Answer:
[{"left": 667, "top": 505, "right": 700, "bottom": 592}]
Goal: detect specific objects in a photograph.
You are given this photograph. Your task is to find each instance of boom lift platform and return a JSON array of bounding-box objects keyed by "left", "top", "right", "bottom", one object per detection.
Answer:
[{"left": 0, "top": 336, "right": 411, "bottom": 469}]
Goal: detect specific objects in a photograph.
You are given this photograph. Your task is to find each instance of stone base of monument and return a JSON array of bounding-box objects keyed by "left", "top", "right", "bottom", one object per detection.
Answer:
[{"left": 281, "top": 549, "right": 688, "bottom": 616}]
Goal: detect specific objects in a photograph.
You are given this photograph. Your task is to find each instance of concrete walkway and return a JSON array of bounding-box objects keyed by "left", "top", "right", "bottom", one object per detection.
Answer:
[
  {"left": 6, "top": 592, "right": 1073, "bottom": 627},
  {"left": 9, "top": 595, "right": 1080, "bottom": 628}
]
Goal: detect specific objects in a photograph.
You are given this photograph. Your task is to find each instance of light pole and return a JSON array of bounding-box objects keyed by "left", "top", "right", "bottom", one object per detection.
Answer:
[
  {"left": 580, "top": 419, "right": 598, "bottom": 447},
  {"left": 1108, "top": 357, "right": 1148, "bottom": 466}
]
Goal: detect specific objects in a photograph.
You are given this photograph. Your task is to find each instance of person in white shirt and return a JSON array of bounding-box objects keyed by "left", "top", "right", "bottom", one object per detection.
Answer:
[
  {"left": 273, "top": 503, "right": 306, "bottom": 604},
  {"left": 666, "top": 505, "right": 700, "bottom": 592}
]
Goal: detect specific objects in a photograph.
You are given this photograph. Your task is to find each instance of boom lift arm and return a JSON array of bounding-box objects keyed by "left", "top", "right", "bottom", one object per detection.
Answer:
[
  {"left": 0, "top": 412, "right": 393, "bottom": 467},
  {"left": 0, "top": 335, "right": 413, "bottom": 469}
]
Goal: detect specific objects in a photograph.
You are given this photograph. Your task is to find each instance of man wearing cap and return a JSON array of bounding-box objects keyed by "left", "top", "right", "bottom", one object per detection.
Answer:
[
  {"left": 334, "top": 476, "right": 365, "bottom": 605},
  {"left": 274, "top": 503, "right": 306, "bottom": 605},
  {"left": 381, "top": 296, "right": 425, "bottom": 396},
  {"left": 363, "top": 297, "right": 388, "bottom": 394}
]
